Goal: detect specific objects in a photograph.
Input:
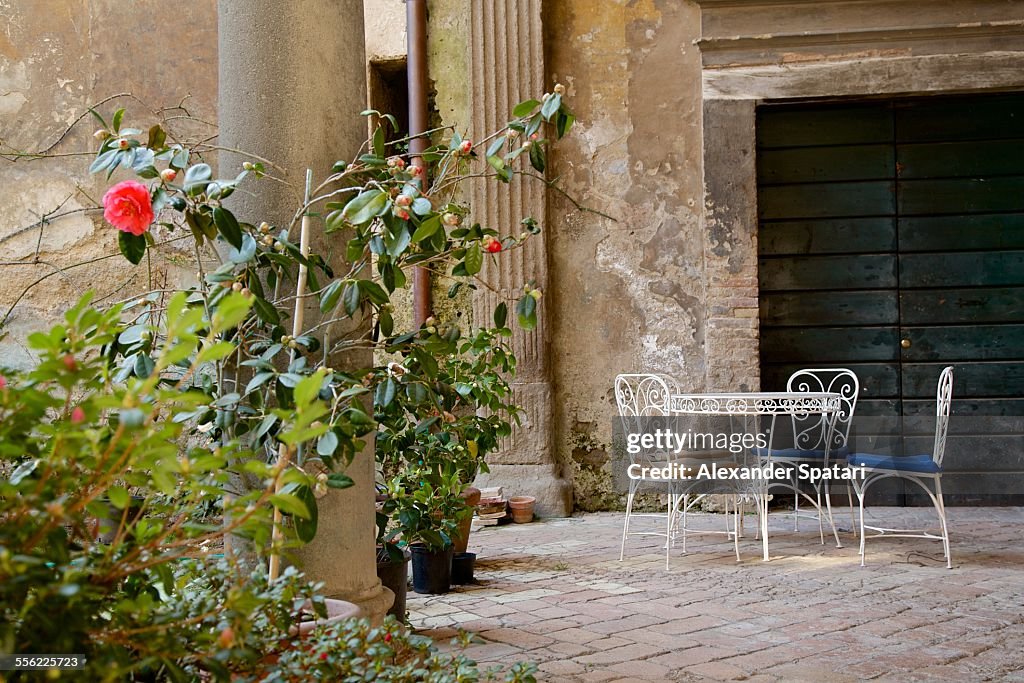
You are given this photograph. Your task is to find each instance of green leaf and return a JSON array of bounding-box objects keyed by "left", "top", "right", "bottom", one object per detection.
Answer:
[
  {"left": 342, "top": 189, "right": 388, "bottom": 226},
  {"left": 270, "top": 492, "right": 311, "bottom": 519},
  {"left": 411, "top": 197, "right": 432, "bottom": 216},
  {"left": 465, "top": 242, "right": 483, "bottom": 276},
  {"left": 147, "top": 124, "right": 167, "bottom": 150},
  {"left": 213, "top": 207, "right": 243, "bottom": 249},
  {"left": 541, "top": 93, "right": 562, "bottom": 121},
  {"left": 411, "top": 215, "right": 441, "bottom": 243},
  {"left": 196, "top": 340, "right": 236, "bottom": 364},
  {"left": 89, "top": 149, "right": 118, "bottom": 174},
  {"left": 184, "top": 163, "right": 212, "bottom": 192},
  {"left": 227, "top": 233, "right": 257, "bottom": 263},
  {"left": 107, "top": 486, "right": 130, "bottom": 509},
  {"left": 245, "top": 371, "right": 275, "bottom": 395},
  {"left": 358, "top": 280, "right": 390, "bottom": 305},
  {"left": 342, "top": 281, "right": 360, "bottom": 316},
  {"left": 517, "top": 293, "right": 537, "bottom": 330},
  {"left": 294, "top": 485, "right": 319, "bottom": 543},
  {"left": 513, "top": 99, "right": 541, "bottom": 117},
  {"left": 294, "top": 372, "right": 325, "bottom": 406},
  {"left": 320, "top": 279, "right": 343, "bottom": 314},
  {"left": 372, "top": 125, "right": 385, "bottom": 158},
  {"left": 486, "top": 137, "right": 506, "bottom": 158},
  {"left": 384, "top": 223, "right": 411, "bottom": 257},
  {"left": 529, "top": 142, "right": 546, "bottom": 173},
  {"left": 374, "top": 376, "right": 397, "bottom": 408},
  {"left": 252, "top": 296, "right": 280, "bottom": 325},
  {"left": 112, "top": 108, "right": 125, "bottom": 133},
  {"left": 211, "top": 292, "right": 253, "bottom": 332},
  {"left": 556, "top": 110, "right": 575, "bottom": 139},
  {"left": 494, "top": 301, "right": 508, "bottom": 328},
  {"left": 118, "top": 231, "right": 147, "bottom": 265},
  {"left": 326, "top": 473, "right": 354, "bottom": 489},
  {"left": 317, "top": 431, "right": 339, "bottom": 457}
]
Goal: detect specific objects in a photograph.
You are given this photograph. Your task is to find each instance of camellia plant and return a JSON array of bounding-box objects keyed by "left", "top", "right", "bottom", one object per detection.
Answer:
[{"left": 0, "top": 86, "right": 576, "bottom": 676}]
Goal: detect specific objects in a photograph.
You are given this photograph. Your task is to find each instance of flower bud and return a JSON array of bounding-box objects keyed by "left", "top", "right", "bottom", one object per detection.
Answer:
[
  {"left": 259, "top": 221, "right": 271, "bottom": 233},
  {"left": 506, "top": 128, "right": 519, "bottom": 139},
  {"left": 410, "top": 165, "right": 423, "bottom": 177},
  {"left": 459, "top": 139, "right": 473, "bottom": 155},
  {"left": 231, "top": 282, "right": 243, "bottom": 292},
  {"left": 116, "top": 138, "right": 130, "bottom": 150},
  {"left": 160, "top": 168, "right": 177, "bottom": 183},
  {"left": 484, "top": 238, "right": 502, "bottom": 254},
  {"left": 241, "top": 288, "right": 252, "bottom": 298},
  {"left": 242, "top": 161, "right": 254, "bottom": 171},
  {"left": 424, "top": 316, "right": 436, "bottom": 326},
  {"left": 395, "top": 194, "right": 412, "bottom": 208},
  {"left": 94, "top": 129, "right": 111, "bottom": 141},
  {"left": 273, "top": 241, "right": 286, "bottom": 252},
  {"left": 442, "top": 212, "right": 460, "bottom": 227},
  {"left": 261, "top": 235, "right": 274, "bottom": 246},
  {"left": 554, "top": 83, "right": 565, "bottom": 95},
  {"left": 71, "top": 406, "right": 86, "bottom": 424},
  {"left": 519, "top": 231, "right": 529, "bottom": 240},
  {"left": 62, "top": 354, "right": 77, "bottom": 372},
  {"left": 394, "top": 207, "right": 410, "bottom": 221},
  {"left": 530, "top": 289, "right": 543, "bottom": 300}
]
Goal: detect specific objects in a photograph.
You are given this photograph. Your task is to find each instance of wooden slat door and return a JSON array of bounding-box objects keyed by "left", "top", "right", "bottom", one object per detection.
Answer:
[{"left": 756, "top": 93, "right": 1024, "bottom": 505}]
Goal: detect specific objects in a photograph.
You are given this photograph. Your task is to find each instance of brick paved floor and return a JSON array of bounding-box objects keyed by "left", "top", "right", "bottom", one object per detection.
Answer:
[{"left": 409, "top": 508, "right": 1024, "bottom": 682}]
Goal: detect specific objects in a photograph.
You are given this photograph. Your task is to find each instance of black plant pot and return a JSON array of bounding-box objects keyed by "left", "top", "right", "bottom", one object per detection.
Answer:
[
  {"left": 410, "top": 544, "right": 453, "bottom": 595},
  {"left": 377, "top": 548, "right": 411, "bottom": 619},
  {"left": 451, "top": 552, "right": 476, "bottom": 585}
]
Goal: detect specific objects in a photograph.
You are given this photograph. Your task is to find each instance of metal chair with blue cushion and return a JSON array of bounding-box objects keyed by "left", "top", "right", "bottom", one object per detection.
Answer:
[
  {"left": 759, "top": 368, "right": 860, "bottom": 544},
  {"left": 848, "top": 366, "right": 954, "bottom": 568}
]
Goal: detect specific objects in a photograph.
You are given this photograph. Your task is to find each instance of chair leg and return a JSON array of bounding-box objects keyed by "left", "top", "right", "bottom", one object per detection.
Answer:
[
  {"left": 793, "top": 469, "right": 800, "bottom": 532},
  {"left": 620, "top": 483, "right": 636, "bottom": 562},
  {"left": 665, "top": 488, "right": 674, "bottom": 571},
  {"left": 935, "top": 478, "right": 952, "bottom": 569},
  {"left": 732, "top": 495, "right": 741, "bottom": 562},
  {"left": 856, "top": 483, "right": 867, "bottom": 567},
  {"left": 847, "top": 482, "right": 857, "bottom": 538},
  {"left": 824, "top": 487, "right": 842, "bottom": 548}
]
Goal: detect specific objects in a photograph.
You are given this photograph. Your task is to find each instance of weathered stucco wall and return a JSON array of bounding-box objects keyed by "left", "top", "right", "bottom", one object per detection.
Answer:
[
  {"left": 545, "top": 0, "right": 709, "bottom": 510},
  {"left": 0, "top": 0, "right": 403, "bottom": 370},
  {"left": 0, "top": 0, "right": 218, "bottom": 368}
]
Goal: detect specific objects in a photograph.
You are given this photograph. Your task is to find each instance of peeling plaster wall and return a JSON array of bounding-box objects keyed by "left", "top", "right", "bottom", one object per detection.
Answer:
[
  {"left": 545, "top": 0, "right": 708, "bottom": 510},
  {"left": 0, "top": 0, "right": 217, "bottom": 368},
  {"left": 0, "top": 1, "right": 403, "bottom": 370}
]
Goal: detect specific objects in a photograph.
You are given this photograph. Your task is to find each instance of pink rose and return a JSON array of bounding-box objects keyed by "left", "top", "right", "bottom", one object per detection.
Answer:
[{"left": 102, "top": 180, "right": 154, "bottom": 236}]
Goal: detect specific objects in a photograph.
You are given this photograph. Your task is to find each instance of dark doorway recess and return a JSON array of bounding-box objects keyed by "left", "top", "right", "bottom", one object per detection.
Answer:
[{"left": 756, "top": 92, "right": 1024, "bottom": 505}]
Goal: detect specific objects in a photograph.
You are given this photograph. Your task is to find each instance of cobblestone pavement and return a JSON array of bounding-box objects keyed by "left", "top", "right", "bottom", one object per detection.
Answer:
[{"left": 409, "top": 508, "right": 1024, "bottom": 682}]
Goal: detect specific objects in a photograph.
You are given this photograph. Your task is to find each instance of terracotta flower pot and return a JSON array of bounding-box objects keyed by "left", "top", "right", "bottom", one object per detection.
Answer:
[
  {"left": 291, "top": 597, "right": 361, "bottom": 637},
  {"left": 508, "top": 496, "right": 535, "bottom": 524},
  {"left": 453, "top": 486, "right": 482, "bottom": 554}
]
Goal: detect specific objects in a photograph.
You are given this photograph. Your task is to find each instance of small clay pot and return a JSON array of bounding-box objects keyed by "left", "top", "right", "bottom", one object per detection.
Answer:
[
  {"left": 508, "top": 495, "right": 535, "bottom": 524},
  {"left": 292, "top": 598, "right": 361, "bottom": 637},
  {"left": 453, "top": 486, "right": 482, "bottom": 554}
]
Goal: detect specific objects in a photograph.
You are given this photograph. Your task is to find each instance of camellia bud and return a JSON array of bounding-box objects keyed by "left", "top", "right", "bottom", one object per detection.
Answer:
[
  {"left": 62, "top": 354, "right": 77, "bottom": 372},
  {"left": 231, "top": 282, "right": 243, "bottom": 292},
  {"left": 424, "top": 316, "right": 436, "bottom": 327},
  {"left": 530, "top": 289, "right": 543, "bottom": 300},
  {"left": 394, "top": 207, "right": 410, "bottom": 221},
  {"left": 442, "top": 212, "right": 460, "bottom": 227},
  {"left": 530, "top": 133, "right": 540, "bottom": 141},
  {"left": 395, "top": 194, "right": 412, "bottom": 208},
  {"left": 484, "top": 238, "right": 502, "bottom": 254},
  {"left": 116, "top": 138, "right": 130, "bottom": 150},
  {"left": 240, "top": 288, "right": 252, "bottom": 298},
  {"left": 71, "top": 406, "right": 86, "bottom": 424},
  {"left": 160, "top": 168, "right": 177, "bottom": 183},
  {"left": 522, "top": 141, "right": 532, "bottom": 150},
  {"left": 459, "top": 139, "right": 473, "bottom": 155},
  {"left": 259, "top": 221, "right": 271, "bottom": 233},
  {"left": 554, "top": 83, "right": 566, "bottom": 95},
  {"left": 386, "top": 156, "right": 406, "bottom": 169},
  {"left": 273, "top": 241, "right": 286, "bottom": 252},
  {"left": 94, "top": 129, "right": 111, "bottom": 141},
  {"left": 519, "top": 231, "right": 529, "bottom": 240},
  {"left": 409, "top": 165, "right": 423, "bottom": 177},
  {"left": 506, "top": 128, "right": 519, "bottom": 139},
  {"left": 261, "top": 235, "right": 274, "bottom": 246},
  {"left": 242, "top": 161, "right": 254, "bottom": 171}
]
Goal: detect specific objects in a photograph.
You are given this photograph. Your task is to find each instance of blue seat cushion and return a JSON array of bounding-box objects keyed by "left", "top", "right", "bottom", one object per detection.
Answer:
[
  {"left": 754, "top": 446, "right": 849, "bottom": 460},
  {"left": 846, "top": 453, "right": 942, "bottom": 474}
]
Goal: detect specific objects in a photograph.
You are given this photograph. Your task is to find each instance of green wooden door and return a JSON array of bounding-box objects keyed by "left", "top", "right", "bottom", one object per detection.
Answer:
[{"left": 756, "top": 93, "right": 1024, "bottom": 504}]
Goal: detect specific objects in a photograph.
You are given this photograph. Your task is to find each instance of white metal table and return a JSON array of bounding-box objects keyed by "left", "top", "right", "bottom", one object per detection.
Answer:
[{"left": 668, "top": 392, "right": 844, "bottom": 561}]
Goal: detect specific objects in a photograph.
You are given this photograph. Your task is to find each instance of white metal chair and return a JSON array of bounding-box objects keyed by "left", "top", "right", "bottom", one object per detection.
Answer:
[
  {"left": 849, "top": 366, "right": 954, "bottom": 568},
  {"left": 758, "top": 369, "right": 860, "bottom": 544},
  {"left": 614, "top": 374, "right": 739, "bottom": 569}
]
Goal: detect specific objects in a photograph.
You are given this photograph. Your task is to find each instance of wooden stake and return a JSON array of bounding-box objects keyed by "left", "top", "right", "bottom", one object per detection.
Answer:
[{"left": 269, "top": 169, "right": 314, "bottom": 583}]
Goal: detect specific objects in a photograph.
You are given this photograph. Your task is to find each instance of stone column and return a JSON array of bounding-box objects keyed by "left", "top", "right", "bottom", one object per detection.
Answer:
[
  {"left": 468, "top": 0, "right": 572, "bottom": 517},
  {"left": 218, "top": 0, "right": 392, "bottom": 621}
]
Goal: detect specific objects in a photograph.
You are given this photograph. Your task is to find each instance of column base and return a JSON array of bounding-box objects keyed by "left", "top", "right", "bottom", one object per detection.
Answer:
[
  {"left": 332, "top": 581, "right": 394, "bottom": 625},
  {"left": 475, "top": 463, "right": 573, "bottom": 517}
]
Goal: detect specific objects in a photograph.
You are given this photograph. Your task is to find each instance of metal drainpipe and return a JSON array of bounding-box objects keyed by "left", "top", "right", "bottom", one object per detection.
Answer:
[{"left": 407, "top": 0, "right": 431, "bottom": 327}]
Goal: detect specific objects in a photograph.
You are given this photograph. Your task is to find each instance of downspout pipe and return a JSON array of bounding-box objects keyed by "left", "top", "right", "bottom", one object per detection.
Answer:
[{"left": 408, "top": 0, "right": 431, "bottom": 327}]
